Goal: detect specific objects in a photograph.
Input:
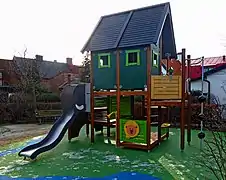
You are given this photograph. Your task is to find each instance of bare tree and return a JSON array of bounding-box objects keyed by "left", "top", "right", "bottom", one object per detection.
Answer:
[
  {"left": 196, "top": 100, "right": 226, "bottom": 180},
  {"left": 9, "top": 49, "right": 44, "bottom": 121},
  {"left": 80, "top": 51, "right": 90, "bottom": 83}
]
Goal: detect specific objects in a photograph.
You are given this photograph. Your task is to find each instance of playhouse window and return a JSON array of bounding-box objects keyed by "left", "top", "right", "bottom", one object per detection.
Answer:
[
  {"left": 126, "top": 50, "right": 140, "bottom": 66},
  {"left": 152, "top": 53, "right": 158, "bottom": 67},
  {"left": 98, "top": 53, "right": 110, "bottom": 68}
]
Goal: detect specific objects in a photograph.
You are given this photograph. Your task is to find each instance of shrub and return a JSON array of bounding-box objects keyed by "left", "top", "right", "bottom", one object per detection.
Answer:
[{"left": 37, "top": 93, "right": 60, "bottom": 102}]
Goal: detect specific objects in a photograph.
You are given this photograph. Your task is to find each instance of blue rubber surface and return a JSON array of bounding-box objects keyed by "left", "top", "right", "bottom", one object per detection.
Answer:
[
  {"left": 0, "top": 136, "right": 44, "bottom": 157},
  {"left": 0, "top": 172, "right": 160, "bottom": 180}
]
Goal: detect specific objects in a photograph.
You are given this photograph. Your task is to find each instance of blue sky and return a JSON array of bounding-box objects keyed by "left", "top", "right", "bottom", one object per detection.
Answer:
[{"left": 0, "top": 0, "right": 225, "bottom": 65}]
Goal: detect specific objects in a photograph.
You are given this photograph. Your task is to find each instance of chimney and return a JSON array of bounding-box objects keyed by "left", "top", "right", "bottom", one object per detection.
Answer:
[
  {"left": 36, "top": 55, "right": 43, "bottom": 61},
  {"left": 223, "top": 55, "right": 225, "bottom": 61},
  {"left": 66, "top": 57, "right": 73, "bottom": 65}
]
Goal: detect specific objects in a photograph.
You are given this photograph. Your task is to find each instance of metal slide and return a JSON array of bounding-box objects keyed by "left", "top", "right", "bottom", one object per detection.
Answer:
[{"left": 18, "top": 83, "right": 91, "bottom": 160}]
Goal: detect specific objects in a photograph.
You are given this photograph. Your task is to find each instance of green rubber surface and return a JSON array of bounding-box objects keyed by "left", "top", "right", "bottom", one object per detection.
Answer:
[{"left": 0, "top": 127, "right": 217, "bottom": 179}]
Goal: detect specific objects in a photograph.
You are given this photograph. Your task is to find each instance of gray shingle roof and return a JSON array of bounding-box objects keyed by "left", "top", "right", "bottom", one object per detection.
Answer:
[
  {"left": 13, "top": 56, "right": 69, "bottom": 79},
  {"left": 81, "top": 2, "right": 173, "bottom": 53}
]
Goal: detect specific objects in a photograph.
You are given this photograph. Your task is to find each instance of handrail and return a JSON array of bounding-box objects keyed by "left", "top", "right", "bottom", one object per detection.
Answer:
[{"left": 106, "top": 111, "right": 117, "bottom": 119}]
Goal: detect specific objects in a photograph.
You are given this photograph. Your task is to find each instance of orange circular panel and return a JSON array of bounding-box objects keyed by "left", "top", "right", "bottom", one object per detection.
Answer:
[{"left": 124, "top": 120, "right": 139, "bottom": 138}]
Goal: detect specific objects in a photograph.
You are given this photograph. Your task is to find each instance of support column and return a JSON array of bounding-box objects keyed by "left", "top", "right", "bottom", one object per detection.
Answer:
[
  {"left": 180, "top": 49, "right": 186, "bottom": 150},
  {"left": 187, "top": 55, "right": 191, "bottom": 145},
  {"left": 90, "top": 52, "right": 95, "bottom": 143},
  {"left": 116, "top": 49, "right": 121, "bottom": 146},
  {"left": 146, "top": 46, "right": 151, "bottom": 150}
]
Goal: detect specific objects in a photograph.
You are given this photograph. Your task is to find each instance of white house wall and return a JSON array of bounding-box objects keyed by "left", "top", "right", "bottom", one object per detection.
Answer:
[{"left": 191, "top": 68, "right": 226, "bottom": 105}]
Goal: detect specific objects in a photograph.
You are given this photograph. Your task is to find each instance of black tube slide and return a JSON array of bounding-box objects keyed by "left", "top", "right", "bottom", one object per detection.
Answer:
[
  {"left": 18, "top": 83, "right": 91, "bottom": 160},
  {"left": 18, "top": 109, "right": 79, "bottom": 160}
]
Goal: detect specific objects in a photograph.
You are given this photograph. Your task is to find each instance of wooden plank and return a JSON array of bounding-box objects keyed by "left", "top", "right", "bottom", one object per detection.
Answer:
[
  {"left": 154, "top": 90, "right": 179, "bottom": 94},
  {"left": 151, "top": 75, "right": 182, "bottom": 99},
  {"left": 153, "top": 80, "right": 179, "bottom": 84},
  {"left": 154, "top": 84, "right": 180, "bottom": 88},
  {"left": 154, "top": 87, "right": 180, "bottom": 91},
  {"left": 152, "top": 75, "right": 181, "bottom": 80}
]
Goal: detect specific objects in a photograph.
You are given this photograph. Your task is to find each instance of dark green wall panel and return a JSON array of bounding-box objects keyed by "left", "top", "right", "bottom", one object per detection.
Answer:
[
  {"left": 119, "top": 47, "right": 147, "bottom": 90},
  {"left": 92, "top": 51, "right": 116, "bottom": 90}
]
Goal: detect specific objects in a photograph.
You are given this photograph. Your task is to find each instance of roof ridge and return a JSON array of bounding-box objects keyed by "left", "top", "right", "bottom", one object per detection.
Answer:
[
  {"left": 114, "top": 11, "right": 134, "bottom": 48},
  {"left": 14, "top": 56, "right": 71, "bottom": 65},
  {"left": 154, "top": 3, "right": 170, "bottom": 43},
  {"left": 102, "top": 2, "right": 170, "bottom": 18}
]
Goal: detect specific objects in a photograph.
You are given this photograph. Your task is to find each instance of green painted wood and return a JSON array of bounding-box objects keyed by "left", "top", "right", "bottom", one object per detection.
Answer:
[
  {"left": 111, "top": 96, "right": 131, "bottom": 116},
  {"left": 95, "top": 96, "right": 131, "bottom": 116},
  {"left": 92, "top": 45, "right": 161, "bottom": 90},
  {"left": 119, "top": 47, "right": 147, "bottom": 90},
  {"left": 92, "top": 51, "right": 116, "bottom": 90}
]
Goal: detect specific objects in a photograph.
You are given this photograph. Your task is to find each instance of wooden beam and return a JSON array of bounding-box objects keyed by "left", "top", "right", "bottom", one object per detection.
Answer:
[
  {"left": 146, "top": 46, "right": 151, "bottom": 150},
  {"left": 120, "top": 142, "right": 148, "bottom": 150},
  {"left": 151, "top": 100, "right": 183, "bottom": 106},
  {"left": 116, "top": 49, "right": 120, "bottom": 147},
  {"left": 120, "top": 91, "right": 147, "bottom": 96},
  {"left": 181, "top": 48, "right": 186, "bottom": 150},
  {"left": 90, "top": 52, "right": 95, "bottom": 143},
  {"left": 93, "top": 91, "right": 116, "bottom": 96}
]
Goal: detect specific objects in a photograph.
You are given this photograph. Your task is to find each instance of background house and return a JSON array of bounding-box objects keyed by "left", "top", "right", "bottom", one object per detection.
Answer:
[
  {"left": 189, "top": 56, "right": 226, "bottom": 80},
  {"left": 0, "top": 55, "right": 82, "bottom": 94},
  {"left": 191, "top": 64, "right": 226, "bottom": 105}
]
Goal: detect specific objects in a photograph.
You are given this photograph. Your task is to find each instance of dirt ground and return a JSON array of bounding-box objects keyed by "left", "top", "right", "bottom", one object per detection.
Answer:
[{"left": 0, "top": 124, "right": 52, "bottom": 146}]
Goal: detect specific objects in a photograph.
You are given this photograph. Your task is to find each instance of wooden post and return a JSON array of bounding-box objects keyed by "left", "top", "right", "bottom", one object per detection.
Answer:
[
  {"left": 142, "top": 95, "right": 145, "bottom": 118},
  {"left": 158, "top": 106, "right": 162, "bottom": 143},
  {"left": 181, "top": 49, "right": 186, "bottom": 150},
  {"left": 187, "top": 55, "right": 191, "bottom": 145},
  {"left": 130, "top": 95, "right": 134, "bottom": 119},
  {"left": 146, "top": 46, "right": 151, "bottom": 150},
  {"left": 116, "top": 49, "right": 120, "bottom": 146},
  {"left": 90, "top": 51, "right": 95, "bottom": 143}
]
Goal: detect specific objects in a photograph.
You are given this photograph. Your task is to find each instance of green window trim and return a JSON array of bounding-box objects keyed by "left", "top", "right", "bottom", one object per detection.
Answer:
[
  {"left": 125, "top": 49, "right": 140, "bottom": 66},
  {"left": 98, "top": 53, "right": 111, "bottom": 68},
  {"left": 152, "top": 52, "right": 158, "bottom": 68}
]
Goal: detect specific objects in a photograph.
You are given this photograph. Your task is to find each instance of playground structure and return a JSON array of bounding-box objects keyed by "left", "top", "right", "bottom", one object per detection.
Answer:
[
  {"left": 18, "top": 2, "right": 203, "bottom": 160},
  {"left": 80, "top": 49, "right": 190, "bottom": 151},
  {"left": 80, "top": 2, "right": 192, "bottom": 151}
]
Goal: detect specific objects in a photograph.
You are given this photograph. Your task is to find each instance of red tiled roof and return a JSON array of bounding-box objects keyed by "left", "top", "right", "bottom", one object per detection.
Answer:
[
  {"left": 191, "top": 56, "right": 226, "bottom": 66},
  {"left": 162, "top": 56, "right": 226, "bottom": 80},
  {"left": 189, "top": 56, "right": 226, "bottom": 79}
]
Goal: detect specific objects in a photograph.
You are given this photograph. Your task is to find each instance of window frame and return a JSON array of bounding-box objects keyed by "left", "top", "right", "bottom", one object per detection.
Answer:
[
  {"left": 152, "top": 52, "right": 158, "bottom": 68},
  {"left": 125, "top": 49, "right": 140, "bottom": 66},
  {"left": 98, "top": 53, "right": 111, "bottom": 68}
]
